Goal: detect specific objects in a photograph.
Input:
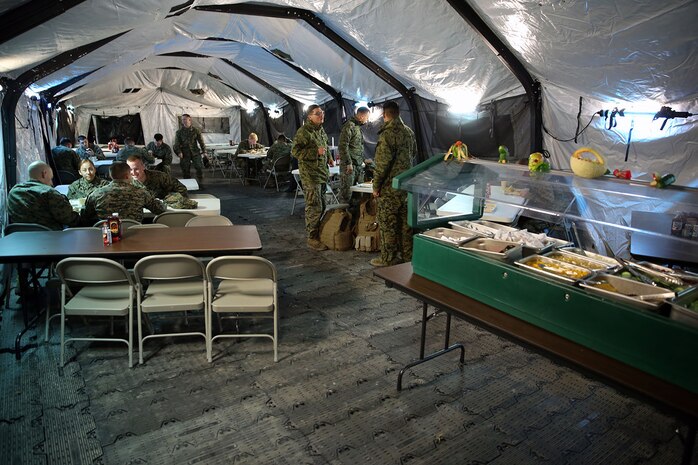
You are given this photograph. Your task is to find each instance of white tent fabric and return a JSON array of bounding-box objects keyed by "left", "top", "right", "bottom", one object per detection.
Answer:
[{"left": 0, "top": 0, "right": 695, "bottom": 185}]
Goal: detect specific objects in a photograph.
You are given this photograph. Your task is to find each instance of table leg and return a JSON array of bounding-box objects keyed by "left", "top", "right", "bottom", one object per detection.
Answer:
[{"left": 397, "top": 302, "right": 465, "bottom": 391}]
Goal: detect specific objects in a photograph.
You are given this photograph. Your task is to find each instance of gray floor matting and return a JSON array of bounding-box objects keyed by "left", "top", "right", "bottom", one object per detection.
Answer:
[{"left": 0, "top": 174, "right": 694, "bottom": 465}]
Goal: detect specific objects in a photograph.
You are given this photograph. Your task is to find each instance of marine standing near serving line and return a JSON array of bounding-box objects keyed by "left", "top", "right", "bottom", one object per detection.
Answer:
[
  {"left": 145, "top": 133, "right": 173, "bottom": 175},
  {"left": 83, "top": 162, "right": 165, "bottom": 224},
  {"left": 173, "top": 114, "right": 206, "bottom": 186},
  {"left": 338, "top": 106, "right": 371, "bottom": 203},
  {"left": 292, "top": 104, "right": 334, "bottom": 251},
  {"left": 67, "top": 159, "right": 108, "bottom": 199},
  {"left": 7, "top": 161, "right": 81, "bottom": 230},
  {"left": 371, "top": 101, "right": 416, "bottom": 267}
]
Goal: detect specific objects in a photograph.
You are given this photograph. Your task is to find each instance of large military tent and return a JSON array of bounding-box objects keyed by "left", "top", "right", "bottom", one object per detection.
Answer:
[{"left": 0, "top": 0, "right": 696, "bottom": 230}]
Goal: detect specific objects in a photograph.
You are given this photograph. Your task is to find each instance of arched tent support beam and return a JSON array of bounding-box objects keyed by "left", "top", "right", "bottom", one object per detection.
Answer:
[
  {"left": 262, "top": 49, "right": 344, "bottom": 127},
  {"left": 42, "top": 67, "right": 104, "bottom": 102},
  {"left": 0, "top": 0, "right": 88, "bottom": 46},
  {"left": 194, "top": 3, "right": 425, "bottom": 157},
  {"left": 2, "top": 31, "right": 129, "bottom": 187},
  {"left": 445, "top": 0, "right": 542, "bottom": 153},
  {"left": 210, "top": 75, "right": 274, "bottom": 144}
]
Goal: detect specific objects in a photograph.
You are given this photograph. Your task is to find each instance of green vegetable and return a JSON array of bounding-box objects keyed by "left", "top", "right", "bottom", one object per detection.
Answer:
[{"left": 620, "top": 271, "right": 632, "bottom": 279}]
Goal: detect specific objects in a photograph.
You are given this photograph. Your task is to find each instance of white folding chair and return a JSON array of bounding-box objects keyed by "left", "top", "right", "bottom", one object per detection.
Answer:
[
  {"left": 153, "top": 211, "right": 196, "bottom": 227},
  {"left": 185, "top": 215, "right": 233, "bottom": 227},
  {"left": 133, "top": 254, "right": 207, "bottom": 364},
  {"left": 205, "top": 256, "right": 278, "bottom": 362},
  {"left": 291, "top": 171, "right": 303, "bottom": 215},
  {"left": 263, "top": 154, "right": 291, "bottom": 191},
  {"left": 55, "top": 258, "right": 135, "bottom": 367},
  {"left": 128, "top": 223, "right": 169, "bottom": 229}
]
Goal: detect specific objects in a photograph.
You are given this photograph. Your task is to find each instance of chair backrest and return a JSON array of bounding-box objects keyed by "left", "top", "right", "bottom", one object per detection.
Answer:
[
  {"left": 4, "top": 223, "right": 52, "bottom": 235},
  {"left": 56, "top": 170, "right": 79, "bottom": 185},
  {"left": 185, "top": 215, "right": 233, "bottom": 227},
  {"left": 64, "top": 227, "right": 101, "bottom": 231},
  {"left": 206, "top": 256, "right": 276, "bottom": 282},
  {"left": 93, "top": 219, "right": 141, "bottom": 231},
  {"left": 273, "top": 154, "right": 291, "bottom": 173},
  {"left": 56, "top": 257, "right": 133, "bottom": 286},
  {"left": 134, "top": 254, "right": 205, "bottom": 282},
  {"left": 128, "top": 223, "right": 169, "bottom": 229},
  {"left": 96, "top": 165, "right": 111, "bottom": 180},
  {"left": 154, "top": 211, "right": 196, "bottom": 227}
]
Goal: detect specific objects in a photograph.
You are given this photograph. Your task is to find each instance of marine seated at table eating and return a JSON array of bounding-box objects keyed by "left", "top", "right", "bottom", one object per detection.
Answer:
[
  {"left": 51, "top": 136, "right": 80, "bottom": 178},
  {"left": 145, "top": 133, "right": 173, "bottom": 175},
  {"left": 83, "top": 161, "right": 166, "bottom": 224},
  {"left": 75, "top": 134, "right": 106, "bottom": 160},
  {"left": 7, "top": 160, "right": 81, "bottom": 230},
  {"left": 235, "top": 132, "right": 264, "bottom": 155},
  {"left": 126, "top": 155, "right": 189, "bottom": 199},
  {"left": 262, "top": 134, "right": 292, "bottom": 172},
  {"left": 115, "top": 136, "right": 154, "bottom": 164},
  {"left": 66, "top": 159, "right": 108, "bottom": 200}
]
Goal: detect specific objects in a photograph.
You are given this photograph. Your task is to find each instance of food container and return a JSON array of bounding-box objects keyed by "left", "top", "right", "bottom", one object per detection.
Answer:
[
  {"left": 449, "top": 219, "right": 516, "bottom": 237},
  {"left": 559, "top": 247, "right": 621, "bottom": 270},
  {"left": 515, "top": 255, "right": 593, "bottom": 283},
  {"left": 419, "top": 227, "right": 478, "bottom": 247},
  {"left": 450, "top": 220, "right": 570, "bottom": 256},
  {"left": 458, "top": 238, "right": 522, "bottom": 262},
  {"left": 666, "top": 286, "right": 698, "bottom": 328},
  {"left": 579, "top": 273, "right": 675, "bottom": 310},
  {"left": 544, "top": 250, "right": 614, "bottom": 272}
]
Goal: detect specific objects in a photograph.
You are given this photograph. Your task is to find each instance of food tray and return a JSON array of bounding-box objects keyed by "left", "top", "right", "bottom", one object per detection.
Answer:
[
  {"left": 515, "top": 255, "right": 593, "bottom": 283},
  {"left": 449, "top": 219, "right": 516, "bottom": 237},
  {"left": 559, "top": 247, "right": 621, "bottom": 269},
  {"left": 458, "top": 238, "right": 522, "bottom": 262},
  {"left": 579, "top": 273, "right": 675, "bottom": 310},
  {"left": 544, "top": 250, "right": 614, "bottom": 272},
  {"left": 666, "top": 286, "right": 698, "bottom": 328},
  {"left": 419, "top": 227, "right": 478, "bottom": 247}
]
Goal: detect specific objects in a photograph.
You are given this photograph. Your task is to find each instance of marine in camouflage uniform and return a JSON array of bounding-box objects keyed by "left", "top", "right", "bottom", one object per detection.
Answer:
[
  {"left": 173, "top": 115, "right": 206, "bottom": 183},
  {"left": 262, "top": 137, "right": 291, "bottom": 171},
  {"left": 7, "top": 162, "right": 81, "bottom": 230},
  {"left": 75, "top": 138, "right": 105, "bottom": 160},
  {"left": 145, "top": 140, "right": 173, "bottom": 175},
  {"left": 51, "top": 144, "right": 80, "bottom": 176},
  {"left": 292, "top": 106, "right": 333, "bottom": 248},
  {"left": 338, "top": 108, "right": 370, "bottom": 203},
  {"left": 66, "top": 177, "right": 108, "bottom": 200},
  {"left": 138, "top": 169, "right": 188, "bottom": 199},
  {"left": 116, "top": 144, "right": 154, "bottom": 164},
  {"left": 372, "top": 102, "right": 416, "bottom": 266},
  {"left": 83, "top": 179, "right": 165, "bottom": 224}
]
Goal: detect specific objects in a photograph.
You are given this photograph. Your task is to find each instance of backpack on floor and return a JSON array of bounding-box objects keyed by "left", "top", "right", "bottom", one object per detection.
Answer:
[
  {"left": 354, "top": 198, "right": 380, "bottom": 252},
  {"left": 320, "top": 206, "right": 354, "bottom": 251}
]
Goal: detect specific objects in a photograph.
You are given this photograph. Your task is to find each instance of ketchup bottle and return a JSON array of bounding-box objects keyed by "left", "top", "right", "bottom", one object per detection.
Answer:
[{"left": 108, "top": 213, "right": 122, "bottom": 242}]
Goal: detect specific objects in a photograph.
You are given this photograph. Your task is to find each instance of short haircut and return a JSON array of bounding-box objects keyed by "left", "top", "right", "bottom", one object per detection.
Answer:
[
  {"left": 78, "top": 135, "right": 87, "bottom": 141},
  {"left": 154, "top": 133, "right": 163, "bottom": 141},
  {"left": 356, "top": 106, "right": 370, "bottom": 114},
  {"left": 249, "top": 133, "right": 258, "bottom": 140},
  {"left": 110, "top": 136, "right": 117, "bottom": 141},
  {"left": 79, "top": 158, "right": 95, "bottom": 169},
  {"left": 306, "top": 104, "right": 321, "bottom": 116},
  {"left": 276, "top": 134, "right": 288, "bottom": 142},
  {"left": 109, "top": 162, "right": 130, "bottom": 180},
  {"left": 182, "top": 113, "right": 191, "bottom": 118},
  {"left": 127, "top": 154, "right": 144, "bottom": 164},
  {"left": 59, "top": 137, "right": 72, "bottom": 146},
  {"left": 383, "top": 101, "right": 400, "bottom": 118},
  {"left": 124, "top": 136, "right": 135, "bottom": 145}
]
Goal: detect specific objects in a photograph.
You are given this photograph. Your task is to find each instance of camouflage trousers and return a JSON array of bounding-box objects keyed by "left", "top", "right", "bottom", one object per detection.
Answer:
[
  {"left": 377, "top": 190, "right": 412, "bottom": 264},
  {"left": 302, "top": 181, "right": 327, "bottom": 239},
  {"left": 156, "top": 163, "right": 172, "bottom": 176},
  {"left": 338, "top": 164, "right": 364, "bottom": 204},
  {"left": 180, "top": 154, "right": 204, "bottom": 182}
]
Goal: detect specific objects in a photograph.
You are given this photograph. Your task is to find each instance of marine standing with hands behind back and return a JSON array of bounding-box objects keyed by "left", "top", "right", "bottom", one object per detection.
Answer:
[
  {"left": 292, "top": 104, "right": 334, "bottom": 251},
  {"left": 371, "top": 101, "right": 416, "bottom": 267},
  {"left": 173, "top": 114, "right": 206, "bottom": 187},
  {"left": 338, "top": 106, "right": 371, "bottom": 203}
]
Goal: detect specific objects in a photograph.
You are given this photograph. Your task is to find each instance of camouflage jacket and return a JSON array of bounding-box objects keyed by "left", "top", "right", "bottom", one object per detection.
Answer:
[
  {"left": 84, "top": 180, "right": 165, "bottom": 224},
  {"left": 137, "top": 170, "right": 188, "bottom": 199},
  {"left": 51, "top": 146, "right": 80, "bottom": 174},
  {"left": 66, "top": 177, "right": 108, "bottom": 200},
  {"left": 338, "top": 117, "right": 365, "bottom": 166},
  {"left": 145, "top": 141, "right": 173, "bottom": 166},
  {"left": 173, "top": 127, "right": 205, "bottom": 157},
  {"left": 7, "top": 180, "right": 80, "bottom": 230},
  {"left": 75, "top": 144, "right": 105, "bottom": 160},
  {"left": 116, "top": 145, "right": 154, "bottom": 164},
  {"left": 235, "top": 140, "right": 265, "bottom": 156},
  {"left": 292, "top": 121, "right": 331, "bottom": 184},
  {"left": 264, "top": 141, "right": 291, "bottom": 168},
  {"left": 373, "top": 116, "right": 416, "bottom": 195}
]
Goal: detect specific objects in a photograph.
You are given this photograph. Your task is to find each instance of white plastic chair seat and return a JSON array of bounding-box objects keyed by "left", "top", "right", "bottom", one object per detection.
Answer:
[
  {"left": 140, "top": 279, "right": 206, "bottom": 312},
  {"left": 211, "top": 279, "right": 274, "bottom": 313},
  {"left": 64, "top": 284, "right": 132, "bottom": 316}
]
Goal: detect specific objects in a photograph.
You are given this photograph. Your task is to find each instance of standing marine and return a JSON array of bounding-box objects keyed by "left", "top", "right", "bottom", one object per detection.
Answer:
[
  {"left": 173, "top": 113, "right": 206, "bottom": 186},
  {"left": 338, "top": 106, "right": 370, "bottom": 203}
]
